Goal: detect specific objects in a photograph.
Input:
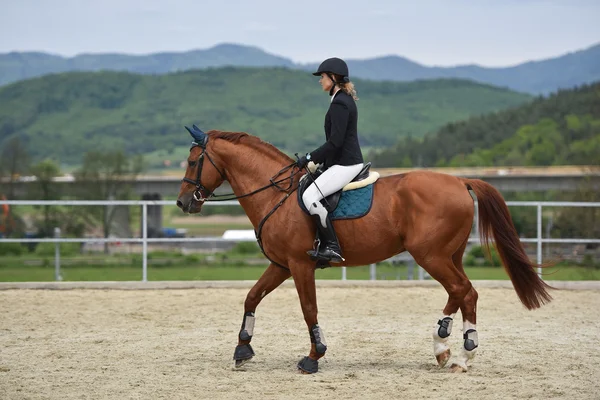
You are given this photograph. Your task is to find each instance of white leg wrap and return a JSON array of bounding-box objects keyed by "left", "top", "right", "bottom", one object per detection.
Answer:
[
  {"left": 432, "top": 313, "right": 455, "bottom": 356},
  {"left": 244, "top": 314, "right": 256, "bottom": 337},
  {"left": 454, "top": 320, "right": 478, "bottom": 369},
  {"left": 434, "top": 341, "right": 450, "bottom": 357}
]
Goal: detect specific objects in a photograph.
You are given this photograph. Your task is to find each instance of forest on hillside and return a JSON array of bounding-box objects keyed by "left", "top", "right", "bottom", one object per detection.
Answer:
[{"left": 370, "top": 82, "right": 600, "bottom": 168}]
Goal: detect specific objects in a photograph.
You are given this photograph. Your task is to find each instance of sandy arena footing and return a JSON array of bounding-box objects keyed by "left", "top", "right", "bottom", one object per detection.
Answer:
[{"left": 1, "top": 282, "right": 599, "bottom": 399}]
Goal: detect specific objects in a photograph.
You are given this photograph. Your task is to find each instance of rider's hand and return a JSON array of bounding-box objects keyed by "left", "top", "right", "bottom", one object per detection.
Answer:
[{"left": 296, "top": 154, "right": 309, "bottom": 169}]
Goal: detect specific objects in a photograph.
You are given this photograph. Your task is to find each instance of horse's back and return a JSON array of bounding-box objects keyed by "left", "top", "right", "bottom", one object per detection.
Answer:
[
  {"left": 379, "top": 170, "right": 468, "bottom": 194},
  {"left": 377, "top": 170, "right": 474, "bottom": 217}
]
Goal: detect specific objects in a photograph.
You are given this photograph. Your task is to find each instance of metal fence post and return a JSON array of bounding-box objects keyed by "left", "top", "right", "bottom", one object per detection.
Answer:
[
  {"left": 341, "top": 266, "right": 347, "bottom": 281},
  {"left": 369, "top": 263, "right": 376, "bottom": 280},
  {"left": 54, "top": 227, "right": 62, "bottom": 281},
  {"left": 537, "top": 203, "right": 543, "bottom": 278},
  {"left": 142, "top": 203, "right": 148, "bottom": 282}
]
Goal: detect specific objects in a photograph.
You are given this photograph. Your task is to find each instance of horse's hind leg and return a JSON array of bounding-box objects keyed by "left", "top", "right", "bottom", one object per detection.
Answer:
[
  {"left": 451, "top": 239, "right": 479, "bottom": 373},
  {"left": 233, "top": 263, "right": 291, "bottom": 368},
  {"left": 413, "top": 252, "right": 473, "bottom": 371}
]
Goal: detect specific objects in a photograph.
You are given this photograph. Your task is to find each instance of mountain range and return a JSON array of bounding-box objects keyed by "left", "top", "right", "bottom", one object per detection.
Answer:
[{"left": 1, "top": 42, "right": 598, "bottom": 94}]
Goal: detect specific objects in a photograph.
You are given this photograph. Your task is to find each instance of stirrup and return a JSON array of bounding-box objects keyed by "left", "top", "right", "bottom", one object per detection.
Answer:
[
  {"left": 307, "top": 250, "right": 333, "bottom": 262},
  {"left": 307, "top": 247, "right": 345, "bottom": 263},
  {"left": 325, "top": 248, "right": 345, "bottom": 263}
]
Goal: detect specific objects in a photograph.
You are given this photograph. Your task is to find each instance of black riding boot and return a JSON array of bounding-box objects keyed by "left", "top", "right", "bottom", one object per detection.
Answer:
[{"left": 307, "top": 214, "right": 344, "bottom": 263}]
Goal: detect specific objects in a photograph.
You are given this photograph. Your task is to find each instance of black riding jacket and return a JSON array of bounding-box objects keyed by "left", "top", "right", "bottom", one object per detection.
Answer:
[{"left": 309, "top": 90, "right": 364, "bottom": 169}]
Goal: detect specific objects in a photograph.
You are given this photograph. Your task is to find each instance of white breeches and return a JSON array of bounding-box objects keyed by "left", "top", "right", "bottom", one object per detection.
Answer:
[{"left": 302, "top": 163, "right": 364, "bottom": 226}]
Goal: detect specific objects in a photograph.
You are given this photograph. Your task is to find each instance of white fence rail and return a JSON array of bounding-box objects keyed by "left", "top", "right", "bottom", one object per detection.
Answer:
[{"left": 1, "top": 200, "right": 599, "bottom": 282}]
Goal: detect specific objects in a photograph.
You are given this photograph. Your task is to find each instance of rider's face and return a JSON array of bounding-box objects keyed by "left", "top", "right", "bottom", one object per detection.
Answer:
[{"left": 319, "top": 73, "right": 334, "bottom": 92}]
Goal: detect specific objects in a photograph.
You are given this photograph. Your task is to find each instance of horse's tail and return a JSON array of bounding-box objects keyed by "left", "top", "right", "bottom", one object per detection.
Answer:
[{"left": 463, "top": 178, "right": 553, "bottom": 310}]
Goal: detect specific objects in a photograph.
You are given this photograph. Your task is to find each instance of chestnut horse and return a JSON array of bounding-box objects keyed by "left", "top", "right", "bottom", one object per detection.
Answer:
[{"left": 176, "top": 128, "right": 553, "bottom": 374}]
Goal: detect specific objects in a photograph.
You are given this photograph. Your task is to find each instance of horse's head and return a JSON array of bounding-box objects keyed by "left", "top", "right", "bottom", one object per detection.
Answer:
[{"left": 176, "top": 126, "right": 226, "bottom": 213}]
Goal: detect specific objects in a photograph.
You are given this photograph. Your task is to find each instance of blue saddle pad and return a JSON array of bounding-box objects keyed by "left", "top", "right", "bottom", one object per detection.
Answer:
[{"left": 330, "top": 184, "right": 374, "bottom": 220}]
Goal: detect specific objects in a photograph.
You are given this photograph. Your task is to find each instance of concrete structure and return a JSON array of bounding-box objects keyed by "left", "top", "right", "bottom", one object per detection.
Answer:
[{"left": 5, "top": 165, "right": 599, "bottom": 198}]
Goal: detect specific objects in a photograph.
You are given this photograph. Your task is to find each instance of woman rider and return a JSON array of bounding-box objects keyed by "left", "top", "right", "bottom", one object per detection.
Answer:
[{"left": 296, "top": 57, "right": 364, "bottom": 263}]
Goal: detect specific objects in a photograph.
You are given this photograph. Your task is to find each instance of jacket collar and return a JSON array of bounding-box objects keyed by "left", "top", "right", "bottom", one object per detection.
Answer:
[{"left": 330, "top": 88, "right": 341, "bottom": 103}]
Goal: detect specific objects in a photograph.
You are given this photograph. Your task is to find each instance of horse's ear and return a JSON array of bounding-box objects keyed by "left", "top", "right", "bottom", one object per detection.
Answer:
[{"left": 185, "top": 125, "right": 207, "bottom": 147}]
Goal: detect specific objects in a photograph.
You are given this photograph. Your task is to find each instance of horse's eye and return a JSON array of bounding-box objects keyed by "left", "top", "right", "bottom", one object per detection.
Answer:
[{"left": 188, "top": 161, "right": 197, "bottom": 167}]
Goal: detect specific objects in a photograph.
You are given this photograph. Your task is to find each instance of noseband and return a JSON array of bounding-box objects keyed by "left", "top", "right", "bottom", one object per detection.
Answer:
[{"left": 181, "top": 138, "right": 226, "bottom": 202}]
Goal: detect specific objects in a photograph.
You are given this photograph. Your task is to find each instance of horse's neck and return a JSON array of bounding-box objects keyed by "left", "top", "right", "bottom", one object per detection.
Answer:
[{"left": 214, "top": 141, "right": 292, "bottom": 228}]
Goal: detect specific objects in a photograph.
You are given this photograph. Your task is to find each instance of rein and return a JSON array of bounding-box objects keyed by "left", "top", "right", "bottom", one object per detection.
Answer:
[
  {"left": 208, "top": 163, "right": 299, "bottom": 202},
  {"left": 182, "top": 142, "right": 299, "bottom": 202}
]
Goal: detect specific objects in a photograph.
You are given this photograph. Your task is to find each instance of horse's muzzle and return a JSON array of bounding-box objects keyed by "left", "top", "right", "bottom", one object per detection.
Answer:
[{"left": 176, "top": 193, "right": 203, "bottom": 214}]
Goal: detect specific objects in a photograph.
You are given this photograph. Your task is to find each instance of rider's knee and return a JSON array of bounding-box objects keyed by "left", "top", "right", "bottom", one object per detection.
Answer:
[{"left": 302, "top": 189, "right": 317, "bottom": 210}]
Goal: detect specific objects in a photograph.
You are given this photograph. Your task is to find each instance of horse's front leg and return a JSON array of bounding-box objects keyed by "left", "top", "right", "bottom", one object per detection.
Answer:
[
  {"left": 233, "top": 263, "right": 291, "bottom": 368},
  {"left": 291, "top": 262, "right": 327, "bottom": 374}
]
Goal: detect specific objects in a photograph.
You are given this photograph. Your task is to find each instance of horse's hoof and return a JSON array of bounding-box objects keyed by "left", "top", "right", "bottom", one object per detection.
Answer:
[
  {"left": 297, "top": 356, "right": 319, "bottom": 374},
  {"left": 233, "top": 358, "right": 251, "bottom": 369},
  {"left": 436, "top": 349, "right": 451, "bottom": 368},
  {"left": 449, "top": 363, "right": 467, "bottom": 373},
  {"left": 233, "top": 344, "right": 255, "bottom": 368}
]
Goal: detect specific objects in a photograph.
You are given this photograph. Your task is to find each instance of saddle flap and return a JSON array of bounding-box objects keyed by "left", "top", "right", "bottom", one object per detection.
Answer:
[
  {"left": 351, "top": 162, "right": 371, "bottom": 182},
  {"left": 298, "top": 174, "right": 342, "bottom": 213}
]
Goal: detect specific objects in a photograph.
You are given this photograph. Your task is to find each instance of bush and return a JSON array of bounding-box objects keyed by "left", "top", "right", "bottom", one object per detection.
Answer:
[
  {"left": 463, "top": 254, "right": 476, "bottom": 267},
  {"left": 466, "top": 245, "right": 502, "bottom": 267},
  {"left": 35, "top": 242, "right": 81, "bottom": 257},
  {"left": 148, "top": 251, "right": 183, "bottom": 259},
  {"left": 468, "top": 245, "right": 486, "bottom": 259},
  {"left": 131, "top": 255, "right": 142, "bottom": 265},
  {"left": 0, "top": 242, "right": 25, "bottom": 256},
  {"left": 581, "top": 254, "right": 600, "bottom": 269},
  {"left": 183, "top": 254, "right": 202, "bottom": 264},
  {"left": 230, "top": 241, "right": 260, "bottom": 255}
]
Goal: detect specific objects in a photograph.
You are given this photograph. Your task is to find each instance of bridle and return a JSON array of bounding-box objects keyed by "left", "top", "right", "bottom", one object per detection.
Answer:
[{"left": 181, "top": 138, "right": 226, "bottom": 202}]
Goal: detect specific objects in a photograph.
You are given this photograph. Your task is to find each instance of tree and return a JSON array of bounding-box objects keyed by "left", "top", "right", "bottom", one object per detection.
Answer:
[
  {"left": 0, "top": 137, "right": 30, "bottom": 238},
  {"left": 554, "top": 165, "right": 600, "bottom": 243},
  {"left": 0, "top": 137, "right": 30, "bottom": 199},
  {"left": 74, "top": 150, "right": 145, "bottom": 253},
  {"left": 29, "top": 159, "right": 61, "bottom": 237}
]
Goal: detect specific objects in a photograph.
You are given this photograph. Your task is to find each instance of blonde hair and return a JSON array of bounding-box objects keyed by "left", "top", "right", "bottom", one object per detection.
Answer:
[
  {"left": 333, "top": 74, "right": 358, "bottom": 100},
  {"left": 340, "top": 81, "right": 358, "bottom": 101}
]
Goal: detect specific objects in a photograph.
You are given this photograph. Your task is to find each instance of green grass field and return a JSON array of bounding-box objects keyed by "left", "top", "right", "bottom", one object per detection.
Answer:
[{"left": 1, "top": 262, "right": 598, "bottom": 282}]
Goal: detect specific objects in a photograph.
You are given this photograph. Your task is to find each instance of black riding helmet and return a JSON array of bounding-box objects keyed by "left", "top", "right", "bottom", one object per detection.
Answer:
[{"left": 312, "top": 57, "right": 350, "bottom": 95}]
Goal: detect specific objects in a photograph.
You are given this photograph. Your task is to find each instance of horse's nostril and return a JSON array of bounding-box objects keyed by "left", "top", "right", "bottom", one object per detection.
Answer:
[{"left": 176, "top": 200, "right": 183, "bottom": 208}]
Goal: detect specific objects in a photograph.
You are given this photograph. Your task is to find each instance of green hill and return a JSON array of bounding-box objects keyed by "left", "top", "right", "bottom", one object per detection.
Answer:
[
  {"left": 0, "top": 67, "right": 530, "bottom": 165},
  {"left": 371, "top": 82, "right": 600, "bottom": 167}
]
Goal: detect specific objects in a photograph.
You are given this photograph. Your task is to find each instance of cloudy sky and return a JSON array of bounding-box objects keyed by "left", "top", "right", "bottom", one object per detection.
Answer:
[{"left": 1, "top": 0, "right": 599, "bottom": 66}]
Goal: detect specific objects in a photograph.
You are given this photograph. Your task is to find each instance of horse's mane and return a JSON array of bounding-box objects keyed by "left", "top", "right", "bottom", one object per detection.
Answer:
[{"left": 207, "top": 130, "right": 293, "bottom": 163}]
